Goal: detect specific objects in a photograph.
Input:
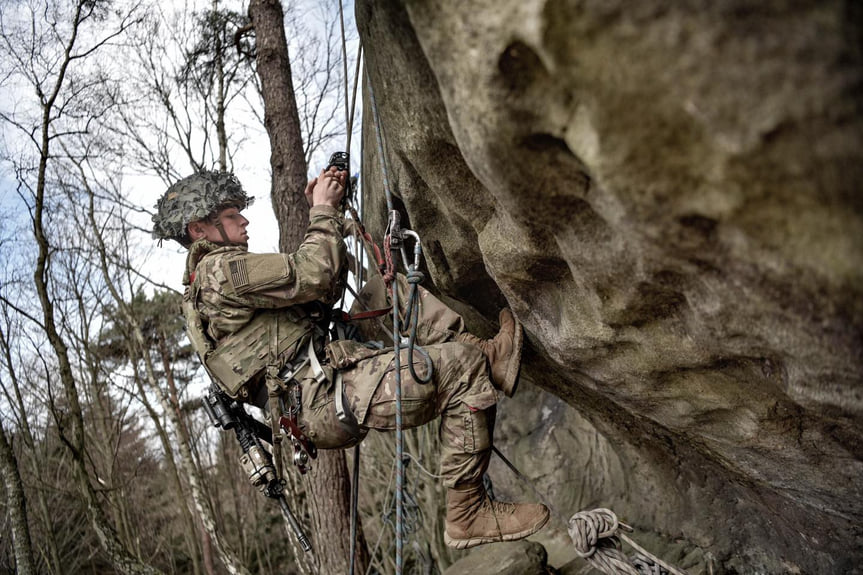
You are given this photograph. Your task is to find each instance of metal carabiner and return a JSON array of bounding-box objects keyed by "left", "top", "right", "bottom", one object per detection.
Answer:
[{"left": 401, "top": 230, "right": 423, "bottom": 271}]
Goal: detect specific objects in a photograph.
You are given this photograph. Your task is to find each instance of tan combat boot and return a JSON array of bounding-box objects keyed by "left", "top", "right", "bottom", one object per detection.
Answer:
[
  {"left": 458, "top": 308, "right": 524, "bottom": 397},
  {"left": 443, "top": 482, "right": 550, "bottom": 550}
]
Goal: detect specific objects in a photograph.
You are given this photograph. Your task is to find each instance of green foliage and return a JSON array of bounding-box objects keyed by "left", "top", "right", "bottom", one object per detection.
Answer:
[
  {"left": 97, "top": 289, "right": 188, "bottom": 361},
  {"left": 182, "top": 4, "right": 253, "bottom": 79}
]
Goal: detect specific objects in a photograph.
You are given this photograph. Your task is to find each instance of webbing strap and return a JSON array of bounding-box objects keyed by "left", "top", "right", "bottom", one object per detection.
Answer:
[
  {"left": 339, "top": 308, "right": 390, "bottom": 322},
  {"left": 267, "top": 316, "right": 285, "bottom": 481},
  {"left": 268, "top": 386, "right": 285, "bottom": 481},
  {"left": 307, "top": 338, "right": 327, "bottom": 385}
]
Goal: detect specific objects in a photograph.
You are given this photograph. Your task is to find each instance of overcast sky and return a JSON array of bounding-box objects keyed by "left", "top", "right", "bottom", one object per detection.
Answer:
[{"left": 137, "top": 0, "right": 364, "bottom": 293}]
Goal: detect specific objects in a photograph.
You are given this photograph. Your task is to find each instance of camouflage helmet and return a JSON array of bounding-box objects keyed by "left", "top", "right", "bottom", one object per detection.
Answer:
[{"left": 152, "top": 170, "right": 254, "bottom": 246}]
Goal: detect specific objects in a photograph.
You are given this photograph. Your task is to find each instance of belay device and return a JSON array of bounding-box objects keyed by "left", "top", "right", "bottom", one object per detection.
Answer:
[
  {"left": 327, "top": 151, "right": 354, "bottom": 208},
  {"left": 203, "top": 384, "right": 313, "bottom": 553}
]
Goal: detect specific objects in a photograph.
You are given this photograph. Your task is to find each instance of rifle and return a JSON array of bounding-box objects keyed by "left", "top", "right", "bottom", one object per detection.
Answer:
[{"left": 202, "top": 384, "right": 312, "bottom": 553}]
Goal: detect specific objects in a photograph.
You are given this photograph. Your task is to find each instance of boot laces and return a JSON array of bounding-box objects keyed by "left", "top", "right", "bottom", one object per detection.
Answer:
[{"left": 481, "top": 493, "right": 517, "bottom": 515}]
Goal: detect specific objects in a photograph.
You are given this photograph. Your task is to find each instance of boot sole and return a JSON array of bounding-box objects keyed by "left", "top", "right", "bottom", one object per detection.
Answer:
[
  {"left": 501, "top": 314, "right": 523, "bottom": 398},
  {"left": 443, "top": 508, "right": 549, "bottom": 550}
]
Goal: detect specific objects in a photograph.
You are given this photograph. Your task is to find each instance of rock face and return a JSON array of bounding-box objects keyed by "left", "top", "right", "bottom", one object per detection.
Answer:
[
  {"left": 441, "top": 541, "right": 549, "bottom": 575},
  {"left": 356, "top": 1, "right": 862, "bottom": 573}
]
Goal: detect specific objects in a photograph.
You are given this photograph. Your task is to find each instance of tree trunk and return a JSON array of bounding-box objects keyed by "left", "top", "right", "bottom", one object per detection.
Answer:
[
  {"left": 159, "top": 338, "right": 206, "bottom": 575},
  {"left": 248, "top": 1, "right": 369, "bottom": 573},
  {"left": 201, "top": 526, "right": 216, "bottom": 575},
  {"left": 0, "top": 422, "right": 36, "bottom": 575},
  {"left": 0, "top": 325, "right": 64, "bottom": 574},
  {"left": 75, "top": 164, "right": 250, "bottom": 575},
  {"left": 248, "top": 0, "right": 310, "bottom": 251},
  {"left": 213, "top": 0, "right": 228, "bottom": 171},
  {"left": 305, "top": 451, "right": 370, "bottom": 574}
]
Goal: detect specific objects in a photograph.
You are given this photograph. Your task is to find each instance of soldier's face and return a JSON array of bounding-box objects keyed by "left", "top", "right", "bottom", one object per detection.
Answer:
[{"left": 191, "top": 207, "right": 249, "bottom": 245}]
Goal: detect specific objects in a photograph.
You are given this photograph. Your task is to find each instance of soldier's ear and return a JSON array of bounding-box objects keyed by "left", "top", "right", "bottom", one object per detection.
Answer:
[{"left": 188, "top": 221, "right": 206, "bottom": 241}]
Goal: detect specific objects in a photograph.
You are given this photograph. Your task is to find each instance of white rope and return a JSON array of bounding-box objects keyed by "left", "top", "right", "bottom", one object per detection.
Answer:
[{"left": 568, "top": 509, "right": 688, "bottom": 575}]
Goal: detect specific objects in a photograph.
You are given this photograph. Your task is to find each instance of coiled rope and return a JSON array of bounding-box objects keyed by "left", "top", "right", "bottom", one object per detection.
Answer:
[
  {"left": 568, "top": 508, "right": 688, "bottom": 575},
  {"left": 491, "top": 446, "right": 688, "bottom": 575}
]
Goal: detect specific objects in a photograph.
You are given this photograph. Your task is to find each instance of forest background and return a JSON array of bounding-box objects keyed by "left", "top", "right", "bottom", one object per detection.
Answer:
[{"left": 0, "top": 0, "right": 451, "bottom": 573}]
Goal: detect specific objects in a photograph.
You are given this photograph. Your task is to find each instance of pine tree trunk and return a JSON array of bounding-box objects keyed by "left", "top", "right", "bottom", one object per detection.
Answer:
[
  {"left": 248, "top": 1, "right": 370, "bottom": 573},
  {"left": 248, "top": 0, "right": 309, "bottom": 251},
  {"left": 305, "top": 451, "right": 370, "bottom": 574}
]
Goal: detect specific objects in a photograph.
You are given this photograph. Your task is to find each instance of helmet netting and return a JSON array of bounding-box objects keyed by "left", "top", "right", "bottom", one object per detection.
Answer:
[{"left": 152, "top": 171, "right": 254, "bottom": 245}]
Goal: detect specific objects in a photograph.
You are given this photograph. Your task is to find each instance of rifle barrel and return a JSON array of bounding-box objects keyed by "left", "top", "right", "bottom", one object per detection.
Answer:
[{"left": 280, "top": 497, "right": 313, "bottom": 552}]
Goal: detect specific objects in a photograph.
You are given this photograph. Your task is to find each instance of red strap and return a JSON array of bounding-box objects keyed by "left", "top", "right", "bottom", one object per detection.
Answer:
[
  {"left": 366, "top": 232, "right": 385, "bottom": 267},
  {"left": 382, "top": 234, "right": 395, "bottom": 294},
  {"left": 348, "top": 205, "right": 385, "bottom": 268},
  {"left": 279, "top": 415, "right": 317, "bottom": 459}
]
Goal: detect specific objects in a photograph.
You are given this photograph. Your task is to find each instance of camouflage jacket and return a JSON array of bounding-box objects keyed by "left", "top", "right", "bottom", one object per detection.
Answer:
[{"left": 183, "top": 205, "right": 347, "bottom": 343}]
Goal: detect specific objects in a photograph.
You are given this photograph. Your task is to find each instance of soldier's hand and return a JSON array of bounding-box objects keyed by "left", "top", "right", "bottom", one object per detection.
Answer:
[
  {"left": 312, "top": 167, "right": 344, "bottom": 208},
  {"left": 304, "top": 177, "right": 317, "bottom": 207}
]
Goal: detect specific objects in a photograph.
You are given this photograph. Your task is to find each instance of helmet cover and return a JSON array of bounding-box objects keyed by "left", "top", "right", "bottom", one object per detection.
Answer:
[{"left": 152, "top": 171, "right": 254, "bottom": 245}]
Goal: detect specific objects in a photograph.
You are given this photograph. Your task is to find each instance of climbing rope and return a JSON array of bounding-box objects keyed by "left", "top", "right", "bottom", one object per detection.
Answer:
[
  {"left": 366, "top": 59, "right": 406, "bottom": 574},
  {"left": 335, "top": 4, "right": 366, "bottom": 574},
  {"left": 569, "top": 509, "right": 640, "bottom": 575},
  {"left": 568, "top": 508, "right": 688, "bottom": 575},
  {"left": 367, "top": 59, "right": 435, "bottom": 575}
]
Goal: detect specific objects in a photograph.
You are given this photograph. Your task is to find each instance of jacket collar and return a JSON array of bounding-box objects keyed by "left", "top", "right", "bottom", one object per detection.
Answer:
[{"left": 183, "top": 239, "right": 248, "bottom": 285}]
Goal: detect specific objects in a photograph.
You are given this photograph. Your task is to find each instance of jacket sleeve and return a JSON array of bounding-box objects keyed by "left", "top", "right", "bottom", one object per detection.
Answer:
[{"left": 218, "top": 205, "right": 346, "bottom": 308}]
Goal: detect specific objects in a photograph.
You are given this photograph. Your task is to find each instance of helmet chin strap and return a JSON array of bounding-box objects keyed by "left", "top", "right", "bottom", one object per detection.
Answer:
[
  {"left": 212, "top": 216, "right": 248, "bottom": 247},
  {"left": 213, "top": 219, "right": 233, "bottom": 244}
]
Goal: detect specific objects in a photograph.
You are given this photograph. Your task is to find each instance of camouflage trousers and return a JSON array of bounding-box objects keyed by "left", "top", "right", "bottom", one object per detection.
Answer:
[{"left": 299, "top": 274, "right": 497, "bottom": 488}]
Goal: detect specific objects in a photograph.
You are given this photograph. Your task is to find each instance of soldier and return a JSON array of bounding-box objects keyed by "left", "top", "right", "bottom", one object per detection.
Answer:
[{"left": 152, "top": 168, "right": 549, "bottom": 549}]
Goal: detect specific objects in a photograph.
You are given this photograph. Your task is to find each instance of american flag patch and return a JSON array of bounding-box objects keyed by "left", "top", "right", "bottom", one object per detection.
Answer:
[{"left": 229, "top": 259, "right": 249, "bottom": 288}]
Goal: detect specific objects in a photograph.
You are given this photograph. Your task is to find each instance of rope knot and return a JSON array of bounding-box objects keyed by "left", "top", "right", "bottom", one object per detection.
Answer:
[
  {"left": 568, "top": 508, "right": 621, "bottom": 559},
  {"left": 406, "top": 270, "right": 424, "bottom": 284}
]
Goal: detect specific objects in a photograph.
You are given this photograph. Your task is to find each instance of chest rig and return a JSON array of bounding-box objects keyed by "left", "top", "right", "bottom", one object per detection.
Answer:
[{"left": 183, "top": 274, "right": 324, "bottom": 478}]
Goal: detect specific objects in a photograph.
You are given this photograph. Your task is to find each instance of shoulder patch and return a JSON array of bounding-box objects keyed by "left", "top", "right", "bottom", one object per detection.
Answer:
[{"left": 228, "top": 259, "right": 249, "bottom": 289}]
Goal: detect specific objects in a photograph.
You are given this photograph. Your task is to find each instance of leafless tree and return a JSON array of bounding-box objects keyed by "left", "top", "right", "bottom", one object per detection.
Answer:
[
  {"left": 0, "top": 0, "right": 373, "bottom": 572},
  {"left": 65, "top": 147, "right": 257, "bottom": 574},
  {"left": 113, "top": 0, "right": 258, "bottom": 184},
  {"left": 0, "top": 1, "right": 161, "bottom": 572}
]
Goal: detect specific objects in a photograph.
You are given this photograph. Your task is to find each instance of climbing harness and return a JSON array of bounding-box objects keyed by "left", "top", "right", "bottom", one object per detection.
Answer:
[{"left": 275, "top": 339, "right": 324, "bottom": 475}]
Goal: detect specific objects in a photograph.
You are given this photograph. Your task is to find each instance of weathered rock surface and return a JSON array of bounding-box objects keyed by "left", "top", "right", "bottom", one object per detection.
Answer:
[
  {"left": 356, "top": 0, "right": 862, "bottom": 573},
  {"left": 441, "top": 540, "right": 549, "bottom": 575}
]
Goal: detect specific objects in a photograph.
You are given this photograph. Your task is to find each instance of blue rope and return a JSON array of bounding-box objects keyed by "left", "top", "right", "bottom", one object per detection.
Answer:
[
  {"left": 368, "top": 63, "right": 436, "bottom": 575},
  {"left": 367, "top": 68, "right": 403, "bottom": 574}
]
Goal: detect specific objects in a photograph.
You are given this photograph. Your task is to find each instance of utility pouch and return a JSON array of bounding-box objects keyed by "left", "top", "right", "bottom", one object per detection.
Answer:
[
  {"left": 207, "top": 308, "right": 312, "bottom": 400},
  {"left": 325, "top": 339, "right": 390, "bottom": 370}
]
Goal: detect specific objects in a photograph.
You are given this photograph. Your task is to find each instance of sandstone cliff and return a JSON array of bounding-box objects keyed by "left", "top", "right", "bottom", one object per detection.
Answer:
[{"left": 356, "top": 1, "right": 862, "bottom": 572}]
